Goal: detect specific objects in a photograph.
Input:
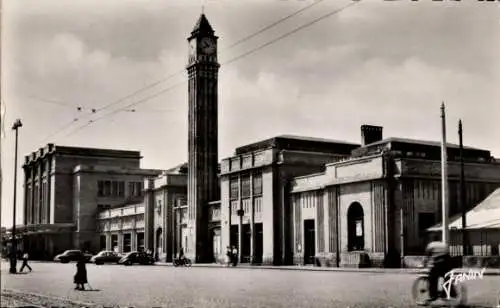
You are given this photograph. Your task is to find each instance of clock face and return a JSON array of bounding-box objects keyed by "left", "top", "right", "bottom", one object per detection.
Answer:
[{"left": 200, "top": 37, "right": 216, "bottom": 55}]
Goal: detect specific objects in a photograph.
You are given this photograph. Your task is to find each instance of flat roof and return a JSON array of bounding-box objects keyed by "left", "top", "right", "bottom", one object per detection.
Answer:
[
  {"left": 235, "top": 134, "right": 360, "bottom": 155},
  {"left": 24, "top": 143, "right": 142, "bottom": 164},
  {"left": 370, "top": 137, "right": 487, "bottom": 152}
]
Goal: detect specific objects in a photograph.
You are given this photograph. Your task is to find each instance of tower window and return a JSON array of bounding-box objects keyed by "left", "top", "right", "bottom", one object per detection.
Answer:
[
  {"left": 230, "top": 176, "right": 239, "bottom": 200},
  {"left": 241, "top": 174, "right": 251, "bottom": 198}
]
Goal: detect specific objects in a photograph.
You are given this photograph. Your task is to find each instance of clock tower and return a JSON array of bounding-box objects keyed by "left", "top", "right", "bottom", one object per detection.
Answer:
[{"left": 185, "top": 14, "right": 220, "bottom": 263}]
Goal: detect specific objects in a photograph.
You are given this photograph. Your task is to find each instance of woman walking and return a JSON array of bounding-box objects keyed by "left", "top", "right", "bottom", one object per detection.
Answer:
[{"left": 73, "top": 256, "right": 88, "bottom": 290}]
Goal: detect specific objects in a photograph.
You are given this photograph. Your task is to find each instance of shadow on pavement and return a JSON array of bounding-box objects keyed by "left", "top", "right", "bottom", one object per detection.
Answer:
[{"left": 78, "top": 289, "right": 101, "bottom": 292}]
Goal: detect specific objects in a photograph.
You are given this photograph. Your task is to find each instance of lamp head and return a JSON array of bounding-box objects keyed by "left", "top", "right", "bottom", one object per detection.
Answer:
[{"left": 12, "top": 119, "right": 22, "bottom": 130}]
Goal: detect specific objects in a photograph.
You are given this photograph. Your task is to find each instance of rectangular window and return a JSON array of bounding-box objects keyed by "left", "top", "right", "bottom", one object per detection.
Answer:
[
  {"left": 111, "top": 234, "right": 118, "bottom": 252},
  {"left": 123, "top": 233, "right": 131, "bottom": 252},
  {"left": 104, "top": 181, "right": 111, "bottom": 196},
  {"left": 230, "top": 176, "right": 239, "bottom": 200},
  {"left": 137, "top": 233, "right": 145, "bottom": 251},
  {"left": 111, "top": 181, "right": 118, "bottom": 196},
  {"left": 118, "top": 181, "right": 125, "bottom": 197},
  {"left": 128, "top": 181, "right": 143, "bottom": 197},
  {"left": 100, "top": 235, "right": 106, "bottom": 250},
  {"left": 98, "top": 181, "right": 104, "bottom": 197},
  {"left": 136, "top": 182, "right": 143, "bottom": 196},
  {"left": 241, "top": 174, "right": 251, "bottom": 198},
  {"left": 252, "top": 172, "right": 262, "bottom": 196},
  {"left": 128, "top": 182, "right": 135, "bottom": 197}
]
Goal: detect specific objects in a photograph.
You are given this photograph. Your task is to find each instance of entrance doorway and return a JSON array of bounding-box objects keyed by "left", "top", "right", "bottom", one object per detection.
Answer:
[
  {"left": 347, "top": 202, "right": 364, "bottom": 251},
  {"left": 230, "top": 225, "right": 238, "bottom": 248},
  {"left": 242, "top": 224, "right": 251, "bottom": 263},
  {"left": 303, "top": 219, "right": 315, "bottom": 265},
  {"left": 254, "top": 223, "right": 263, "bottom": 264},
  {"left": 212, "top": 230, "right": 221, "bottom": 262}
]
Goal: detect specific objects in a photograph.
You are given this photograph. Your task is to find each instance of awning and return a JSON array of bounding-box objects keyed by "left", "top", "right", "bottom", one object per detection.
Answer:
[{"left": 428, "top": 188, "right": 500, "bottom": 231}]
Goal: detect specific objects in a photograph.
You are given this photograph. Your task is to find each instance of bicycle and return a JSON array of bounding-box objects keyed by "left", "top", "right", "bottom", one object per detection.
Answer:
[{"left": 173, "top": 257, "right": 192, "bottom": 267}]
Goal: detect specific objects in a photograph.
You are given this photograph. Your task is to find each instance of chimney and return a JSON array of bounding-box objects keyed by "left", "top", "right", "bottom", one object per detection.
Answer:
[{"left": 361, "top": 125, "right": 383, "bottom": 146}]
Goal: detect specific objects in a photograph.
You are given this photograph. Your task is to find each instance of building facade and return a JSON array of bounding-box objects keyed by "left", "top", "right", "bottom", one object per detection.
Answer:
[
  {"left": 219, "top": 135, "right": 359, "bottom": 265},
  {"left": 20, "top": 144, "right": 161, "bottom": 259},
  {"left": 289, "top": 127, "right": 500, "bottom": 267},
  {"left": 144, "top": 164, "right": 188, "bottom": 262},
  {"left": 97, "top": 202, "right": 145, "bottom": 253}
]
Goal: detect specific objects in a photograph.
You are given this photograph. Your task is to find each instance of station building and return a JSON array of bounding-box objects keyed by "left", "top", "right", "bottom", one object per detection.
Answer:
[
  {"left": 18, "top": 143, "right": 161, "bottom": 259},
  {"left": 289, "top": 127, "right": 500, "bottom": 267},
  {"left": 12, "top": 14, "right": 500, "bottom": 267}
]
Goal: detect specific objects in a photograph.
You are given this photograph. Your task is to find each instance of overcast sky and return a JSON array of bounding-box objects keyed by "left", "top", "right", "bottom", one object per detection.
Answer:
[{"left": 1, "top": 0, "right": 499, "bottom": 227}]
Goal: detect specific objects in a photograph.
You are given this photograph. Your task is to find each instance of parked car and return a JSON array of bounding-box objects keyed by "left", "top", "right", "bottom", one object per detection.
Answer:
[
  {"left": 53, "top": 250, "right": 93, "bottom": 263},
  {"left": 90, "top": 251, "right": 122, "bottom": 265},
  {"left": 118, "top": 251, "right": 155, "bottom": 266}
]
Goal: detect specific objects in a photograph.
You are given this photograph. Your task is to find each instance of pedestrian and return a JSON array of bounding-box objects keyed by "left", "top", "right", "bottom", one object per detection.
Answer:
[
  {"left": 19, "top": 251, "right": 32, "bottom": 273},
  {"left": 231, "top": 246, "right": 238, "bottom": 267},
  {"left": 73, "top": 256, "right": 88, "bottom": 291},
  {"left": 224, "top": 246, "right": 231, "bottom": 267}
]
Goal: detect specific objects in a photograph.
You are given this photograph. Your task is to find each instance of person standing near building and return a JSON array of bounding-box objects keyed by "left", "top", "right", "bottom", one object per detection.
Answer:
[
  {"left": 224, "top": 246, "right": 231, "bottom": 267},
  {"left": 19, "top": 251, "right": 32, "bottom": 273},
  {"left": 231, "top": 246, "right": 238, "bottom": 267}
]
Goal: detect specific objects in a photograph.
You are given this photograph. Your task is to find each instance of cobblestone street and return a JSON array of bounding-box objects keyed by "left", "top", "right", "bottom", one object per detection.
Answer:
[{"left": 2, "top": 261, "right": 499, "bottom": 307}]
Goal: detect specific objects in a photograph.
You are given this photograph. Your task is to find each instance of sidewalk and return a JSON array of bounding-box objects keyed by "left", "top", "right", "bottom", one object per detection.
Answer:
[{"left": 23, "top": 260, "right": 500, "bottom": 275}]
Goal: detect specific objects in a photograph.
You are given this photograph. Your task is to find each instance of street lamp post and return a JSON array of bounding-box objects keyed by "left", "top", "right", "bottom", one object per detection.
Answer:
[{"left": 9, "top": 119, "right": 22, "bottom": 274}]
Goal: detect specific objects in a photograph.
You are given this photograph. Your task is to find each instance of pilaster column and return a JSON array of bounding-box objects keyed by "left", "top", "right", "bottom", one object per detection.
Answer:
[
  {"left": 131, "top": 230, "right": 137, "bottom": 251},
  {"left": 106, "top": 233, "right": 112, "bottom": 251},
  {"left": 118, "top": 232, "right": 123, "bottom": 253},
  {"left": 237, "top": 176, "right": 243, "bottom": 263},
  {"left": 30, "top": 162, "right": 35, "bottom": 225},
  {"left": 250, "top": 173, "right": 255, "bottom": 264}
]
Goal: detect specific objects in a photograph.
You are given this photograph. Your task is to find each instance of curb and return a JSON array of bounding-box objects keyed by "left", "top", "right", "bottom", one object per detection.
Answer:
[
  {"left": 154, "top": 263, "right": 500, "bottom": 276},
  {"left": 18, "top": 260, "right": 500, "bottom": 275}
]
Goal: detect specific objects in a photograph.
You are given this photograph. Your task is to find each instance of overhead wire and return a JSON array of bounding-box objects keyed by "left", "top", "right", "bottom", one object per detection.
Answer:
[
  {"left": 55, "top": 0, "right": 362, "bottom": 141},
  {"left": 41, "top": 0, "right": 331, "bottom": 142}
]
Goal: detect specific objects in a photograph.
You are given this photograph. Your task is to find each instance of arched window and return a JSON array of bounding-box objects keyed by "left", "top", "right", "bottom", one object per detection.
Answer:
[{"left": 347, "top": 202, "right": 364, "bottom": 251}]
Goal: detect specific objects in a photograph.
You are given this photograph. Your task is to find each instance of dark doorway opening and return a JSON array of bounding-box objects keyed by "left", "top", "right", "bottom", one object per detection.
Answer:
[
  {"left": 347, "top": 202, "right": 365, "bottom": 251},
  {"left": 100, "top": 235, "right": 106, "bottom": 251},
  {"left": 304, "top": 219, "right": 315, "bottom": 265},
  {"left": 242, "top": 224, "right": 251, "bottom": 263},
  {"left": 230, "top": 225, "right": 238, "bottom": 249},
  {"left": 254, "top": 223, "right": 263, "bottom": 264}
]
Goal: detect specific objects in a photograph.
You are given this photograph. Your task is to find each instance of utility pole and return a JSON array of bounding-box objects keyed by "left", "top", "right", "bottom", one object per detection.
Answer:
[
  {"left": 400, "top": 208, "right": 405, "bottom": 268},
  {"left": 9, "top": 119, "right": 22, "bottom": 274},
  {"left": 440, "top": 103, "right": 449, "bottom": 245},
  {"left": 458, "top": 119, "right": 468, "bottom": 255}
]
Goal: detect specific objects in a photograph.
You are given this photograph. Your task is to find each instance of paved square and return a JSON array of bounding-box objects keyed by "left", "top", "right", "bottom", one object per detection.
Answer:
[{"left": 2, "top": 262, "right": 499, "bottom": 307}]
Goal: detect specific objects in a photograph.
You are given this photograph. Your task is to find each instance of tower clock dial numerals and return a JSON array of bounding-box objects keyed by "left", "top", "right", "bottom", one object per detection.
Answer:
[{"left": 200, "top": 37, "right": 216, "bottom": 55}]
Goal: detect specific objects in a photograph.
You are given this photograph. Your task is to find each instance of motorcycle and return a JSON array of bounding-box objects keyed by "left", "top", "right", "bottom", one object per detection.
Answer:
[
  {"left": 173, "top": 257, "right": 192, "bottom": 267},
  {"left": 411, "top": 269, "right": 467, "bottom": 307}
]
